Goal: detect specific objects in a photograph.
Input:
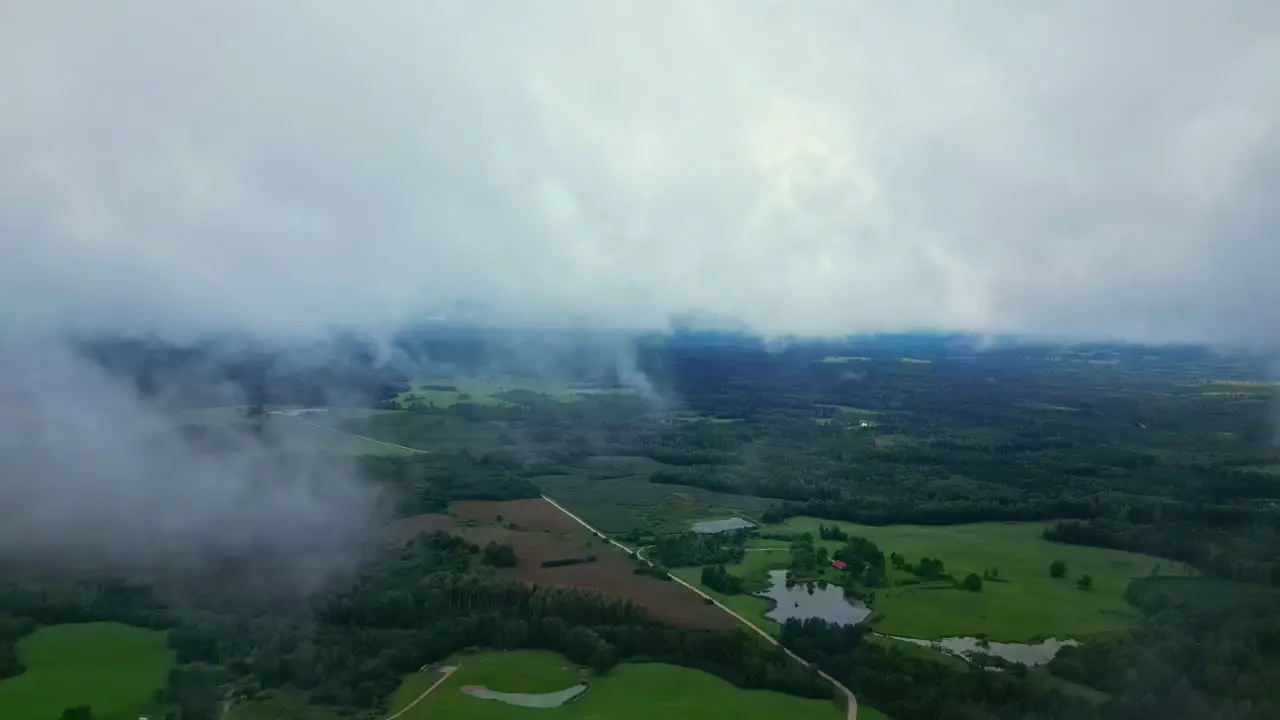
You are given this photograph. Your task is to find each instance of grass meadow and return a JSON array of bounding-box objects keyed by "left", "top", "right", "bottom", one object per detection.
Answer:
[
  {"left": 683, "top": 518, "right": 1193, "bottom": 642},
  {"left": 389, "top": 650, "right": 847, "bottom": 719},
  {"left": 0, "top": 622, "right": 173, "bottom": 720}
]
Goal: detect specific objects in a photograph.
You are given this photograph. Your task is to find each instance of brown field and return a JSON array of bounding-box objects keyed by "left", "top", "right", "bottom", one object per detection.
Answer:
[
  {"left": 386, "top": 513, "right": 459, "bottom": 544},
  {"left": 389, "top": 500, "right": 734, "bottom": 631},
  {"left": 450, "top": 498, "right": 583, "bottom": 535}
]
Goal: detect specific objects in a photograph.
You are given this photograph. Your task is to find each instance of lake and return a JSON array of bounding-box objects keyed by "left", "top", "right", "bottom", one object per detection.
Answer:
[
  {"left": 758, "top": 570, "right": 870, "bottom": 626},
  {"left": 460, "top": 683, "right": 588, "bottom": 708}
]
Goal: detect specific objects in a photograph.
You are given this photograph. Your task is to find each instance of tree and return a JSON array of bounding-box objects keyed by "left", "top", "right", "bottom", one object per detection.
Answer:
[
  {"left": 1077, "top": 574, "right": 1093, "bottom": 590},
  {"left": 59, "top": 707, "right": 93, "bottom": 720},
  {"left": 482, "top": 541, "right": 517, "bottom": 567},
  {"left": 961, "top": 573, "right": 983, "bottom": 592},
  {"left": 1050, "top": 560, "right": 1068, "bottom": 578}
]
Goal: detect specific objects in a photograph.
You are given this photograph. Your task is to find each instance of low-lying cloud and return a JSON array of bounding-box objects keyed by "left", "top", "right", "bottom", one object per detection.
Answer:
[
  {"left": 0, "top": 337, "right": 381, "bottom": 596},
  {"left": 1, "top": 1, "right": 1277, "bottom": 344}
]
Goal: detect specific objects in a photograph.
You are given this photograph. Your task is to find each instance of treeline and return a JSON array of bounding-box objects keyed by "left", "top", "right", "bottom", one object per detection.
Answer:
[
  {"left": 758, "top": 497, "right": 1104, "bottom": 527},
  {"left": 80, "top": 334, "right": 410, "bottom": 409},
  {"left": 781, "top": 618, "right": 1098, "bottom": 720},
  {"left": 1044, "top": 519, "right": 1280, "bottom": 586},
  {"left": 1045, "top": 577, "right": 1280, "bottom": 719},
  {"left": 359, "top": 450, "right": 541, "bottom": 516},
  {"left": 652, "top": 530, "right": 750, "bottom": 568}
]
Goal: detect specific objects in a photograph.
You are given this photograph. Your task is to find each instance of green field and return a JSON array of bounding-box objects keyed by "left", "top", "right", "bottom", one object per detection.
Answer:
[
  {"left": 389, "top": 650, "right": 846, "bottom": 719},
  {"left": 532, "top": 460, "right": 774, "bottom": 534},
  {"left": 0, "top": 622, "right": 174, "bottom": 720},
  {"left": 396, "top": 376, "right": 635, "bottom": 408},
  {"left": 742, "top": 518, "right": 1193, "bottom": 641}
]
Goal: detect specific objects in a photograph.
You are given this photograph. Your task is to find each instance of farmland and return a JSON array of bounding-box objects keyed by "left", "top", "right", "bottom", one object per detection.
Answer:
[
  {"left": 0, "top": 622, "right": 173, "bottom": 720},
  {"left": 678, "top": 518, "right": 1194, "bottom": 642},
  {"left": 395, "top": 376, "right": 637, "bottom": 409},
  {"left": 388, "top": 649, "right": 846, "bottom": 719},
  {"left": 391, "top": 499, "right": 734, "bottom": 630}
]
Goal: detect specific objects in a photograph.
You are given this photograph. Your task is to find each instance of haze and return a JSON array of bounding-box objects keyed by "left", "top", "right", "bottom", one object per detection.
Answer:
[{"left": 0, "top": 1, "right": 1276, "bottom": 343}]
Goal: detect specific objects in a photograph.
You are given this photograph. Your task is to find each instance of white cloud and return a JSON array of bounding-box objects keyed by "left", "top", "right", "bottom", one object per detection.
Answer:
[{"left": 1, "top": 0, "right": 1277, "bottom": 342}]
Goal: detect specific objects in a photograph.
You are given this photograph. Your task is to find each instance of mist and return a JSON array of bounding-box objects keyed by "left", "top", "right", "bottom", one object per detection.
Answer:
[{"left": 0, "top": 336, "right": 383, "bottom": 598}]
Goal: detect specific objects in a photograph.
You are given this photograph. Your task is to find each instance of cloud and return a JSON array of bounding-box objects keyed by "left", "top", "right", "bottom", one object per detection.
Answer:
[
  {"left": 1, "top": 1, "right": 1278, "bottom": 343},
  {"left": 0, "top": 336, "right": 382, "bottom": 596}
]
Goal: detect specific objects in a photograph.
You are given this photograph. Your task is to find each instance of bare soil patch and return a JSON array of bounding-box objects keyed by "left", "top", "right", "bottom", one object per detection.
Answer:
[
  {"left": 465, "top": 526, "right": 734, "bottom": 630},
  {"left": 387, "top": 507, "right": 731, "bottom": 630},
  {"left": 450, "top": 499, "right": 582, "bottom": 535},
  {"left": 386, "top": 513, "right": 457, "bottom": 544}
]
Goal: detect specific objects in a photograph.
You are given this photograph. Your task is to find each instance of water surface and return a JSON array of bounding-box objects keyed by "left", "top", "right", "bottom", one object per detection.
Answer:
[
  {"left": 886, "top": 635, "right": 1080, "bottom": 666},
  {"left": 758, "top": 570, "right": 870, "bottom": 626},
  {"left": 460, "top": 683, "right": 587, "bottom": 708}
]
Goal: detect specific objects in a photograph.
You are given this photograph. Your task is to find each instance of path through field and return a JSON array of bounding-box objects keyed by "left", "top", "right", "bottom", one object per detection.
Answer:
[
  {"left": 288, "top": 415, "right": 431, "bottom": 455},
  {"left": 284, "top": 416, "right": 857, "bottom": 720},
  {"left": 386, "top": 665, "right": 457, "bottom": 720}
]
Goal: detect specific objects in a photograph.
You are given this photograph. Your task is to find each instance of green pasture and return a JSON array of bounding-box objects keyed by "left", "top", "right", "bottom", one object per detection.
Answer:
[
  {"left": 0, "top": 622, "right": 173, "bottom": 720},
  {"left": 389, "top": 650, "right": 847, "bottom": 719},
  {"left": 759, "top": 518, "right": 1194, "bottom": 641},
  {"left": 532, "top": 467, "right": 773, "bottom": 534},
  {"left": 395, "top": 376, "right": 635, "bottom": 409}
]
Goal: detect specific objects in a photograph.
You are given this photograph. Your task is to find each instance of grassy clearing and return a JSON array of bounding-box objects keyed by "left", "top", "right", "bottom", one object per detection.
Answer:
[
  {"left": 767, "top": 518, "right": 1194, "bottom": 641},
  {"left": 532, "top": 472, "right": 773, "bottom": 534},
  {"left": 0, "top": 622, "right": 173, "bottom": 720},
  {"left": 396, "top": 376, "right": 636, "bottom": 408},
  {"left": 264, "top": 416, "right": 419, "bottom": 455},
  {"left": 342, "top": 413, "right": 503, "bottom": 454},
  {"left": 390, "top": 649, "right": 845, "bottom": 719}
]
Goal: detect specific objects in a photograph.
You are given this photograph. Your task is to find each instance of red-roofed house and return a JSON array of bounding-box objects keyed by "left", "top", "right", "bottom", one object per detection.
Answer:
[{"left": 831, "top": 560, "right": 848, "bottom": 571}]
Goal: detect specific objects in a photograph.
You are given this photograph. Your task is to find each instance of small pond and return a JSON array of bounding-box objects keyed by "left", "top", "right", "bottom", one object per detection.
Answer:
[
  {"left": 691, "top": 517, "right": 757, "bottom": 534},
  {"left": 460, "top": 683, "right": 588, "bottom": 708},
  {"left": 758, "top": 570, "right": 870, "bottom": 626},
  {"left": 885, "top": 635, "right": 1080, "bottom": 666}
]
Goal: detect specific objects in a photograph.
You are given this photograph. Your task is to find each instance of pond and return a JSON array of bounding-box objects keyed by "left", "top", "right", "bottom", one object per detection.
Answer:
[
  {"left": 691, "top": 517, "right": 757, "bottom": 534},
  {"left": 885, "top": 635, "right": 1080, "bottom": 666},
  {"left": 758, "top": 570, "right": 870, "bottom": 626},
  {"left": 460, "top": 683, "right": 588, "bottom": 708}
]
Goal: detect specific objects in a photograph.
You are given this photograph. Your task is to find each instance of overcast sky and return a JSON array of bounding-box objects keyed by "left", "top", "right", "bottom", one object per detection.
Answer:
[{"left": 2, "top": 1, "right": 1278, "bottom": 343}]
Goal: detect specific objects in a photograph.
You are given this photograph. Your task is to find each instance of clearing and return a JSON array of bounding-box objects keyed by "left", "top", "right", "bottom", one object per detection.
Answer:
[
  {"left": 388, "top": 649, "right": 845, "bottom": 719},
  {"left": 751, "top": 518, "right": 1194, "bottom": 641},
  {"left": 395, "top": 376, "right": 636, "bottom": 408},
  {"left": 0, "top": 622, "right": 173, "bottom": 720},
  {"left": 390, "top": 500, "right": 733, "bottom": 630}
]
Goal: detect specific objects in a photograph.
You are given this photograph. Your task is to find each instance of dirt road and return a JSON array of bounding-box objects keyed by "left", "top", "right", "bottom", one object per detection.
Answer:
[
  {"left": 545, "top": 497, "right": 858, "bottom": 720},
  {"left": 386, "top": 665, "right": 457, "bottom": 720}
]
